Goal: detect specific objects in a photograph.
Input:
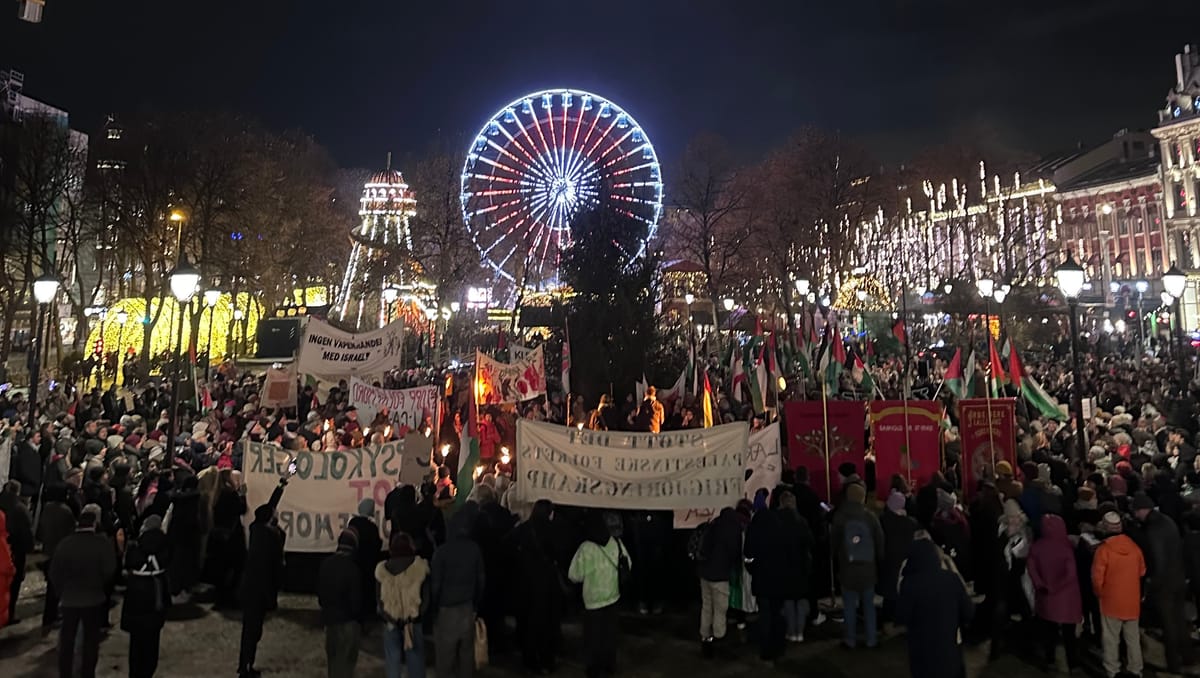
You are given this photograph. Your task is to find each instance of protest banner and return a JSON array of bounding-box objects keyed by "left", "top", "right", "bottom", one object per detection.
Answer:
[
  {"left": 262, "top": 363, "right": 297, "bottom": 409},
  {"left": 348, "top": 378, "right": 440, "bottom": 433},
  {"left": 784, "top": 400, "right": 866, "bottom": 502},
  {"left": 514, "top": 419, "right": 747, "bottom": 510},
  {"left": 476, "top": 346, "right": 546, "bottom": 404},
  {"left": 673, "top": 422, "right": 782, "bottom": 528},
  {"left": 296, "top": 317, "right": 404, "bottom": 376},
  {"left": 241, "top": 438, "right": 423, "bottom": 552},
  {"left": 957, "top": 398, "right": 1017, "bottom": 497},
  {"left": 869, "top": 401, "right": 941, "bottom": 500}
]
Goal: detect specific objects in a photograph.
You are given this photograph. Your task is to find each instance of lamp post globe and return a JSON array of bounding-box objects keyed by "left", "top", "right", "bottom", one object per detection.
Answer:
[
  {"left": 1164, "top": 265, "right": 1187, "bottom": 300},
  {"left": 975, "top": 277, "right": 995, "bottom": 299},
  {"left": 1055, "top": 253, "right": 1088, "bottom": 459},
  {"left": 722, "top": 298, "right": 735, "bottom": 312},
  {"left": 203, "top": 288, "right": 221, "bottom": 308},
  {"left": 794, "top": 278, "right": 810, "bottom": 297},
  {"left": 33, "top": 272, "right": 59, "bottom": 304},
  {"left": 169, "top": 255, "right": 201, "bottom": 302},
  {"left": 1162, "top": 264, "right": 1189, "bottom": 386}
]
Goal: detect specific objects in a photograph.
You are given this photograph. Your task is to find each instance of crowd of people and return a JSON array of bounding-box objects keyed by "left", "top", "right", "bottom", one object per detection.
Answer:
[{"left": 1, "top": 331, "right": 1200, "bottom": 678}]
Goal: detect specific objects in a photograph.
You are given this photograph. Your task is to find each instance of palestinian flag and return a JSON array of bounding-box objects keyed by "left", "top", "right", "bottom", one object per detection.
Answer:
[
  {"left": 891, "top": 318, "right": 906, "bottom": 344},
  {"left": 819, "top": 325, "right": 846, "bottom": 392},
  {"left": 988, "top": 335, "right": 1008, "bottom": 396},
  {"left": 730, "top": 344, "right": 745, "bottom": 402},
  {"left": 1009, "top": 344, "right": 1067, "bottom": 421},
  {"left": 944, "top": 348, "right": 969, "bottom": 399},
  {"left": 702, "top": 370, "right": 715, "bottom": 428},
  {"left": 852, "top": 353, "right": 875, "bottom": 398},
  {"left": 456, "top": 436, "right": 479, "bottom": 508}
]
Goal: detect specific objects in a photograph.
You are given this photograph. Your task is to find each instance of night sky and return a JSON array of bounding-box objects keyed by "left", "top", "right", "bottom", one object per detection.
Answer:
[{"left": 4, "top": 0, "right": 1200, "bottom": 170}]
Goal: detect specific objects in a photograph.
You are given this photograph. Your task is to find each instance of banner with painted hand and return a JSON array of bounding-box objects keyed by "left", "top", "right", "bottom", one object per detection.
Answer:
[
  {"left": 241, "top": 438, "right": 432, "bottom": 552},
  {"left": 296, "top": 317, "right": 405, "bottom": 376},
  {"left": 514, "top": 419, "right": 748, "bottom": 510},
  {"left": 476, "top": 346, "right": 546, "bottom": 404},
  {"left": 673, "top": 422, "right": 782, "bottom": 528},
  {"left": 348, "top": 378, "right": 440, "bottom": 433}
]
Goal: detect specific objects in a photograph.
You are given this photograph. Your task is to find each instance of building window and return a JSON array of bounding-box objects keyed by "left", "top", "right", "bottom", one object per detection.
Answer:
[
  {"left": 1118, "top": 217, "right": 1128, "bottom": 235},
  {"left": 106, "top": 128, "right": 122, "bottom": 140}
]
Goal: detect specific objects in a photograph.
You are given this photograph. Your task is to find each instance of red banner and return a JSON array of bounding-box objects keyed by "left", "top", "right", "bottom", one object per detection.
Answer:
[
  {"left": 957, "top": 398, "right": 1017, "bottom": 497},
  {"left": 784, "top": 400, "right": 866, "bottom": 502},
  {"left": 869, "top": 401, "right": 942, "bottom": 500}
]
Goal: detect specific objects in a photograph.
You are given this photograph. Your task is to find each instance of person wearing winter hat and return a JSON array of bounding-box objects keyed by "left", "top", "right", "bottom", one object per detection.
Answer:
[
  {"left": 1092, "top": 511, "right": 1146, "bottom": 678},
  {"left": 377, "top": 532, "right": 432, "bottom": 678},
  {"left": 831, "top": 481, "right": 883, "bottom": 649},
  {"left": 994, "top": 460, "right": 1023, "bottom": 501},
  {"left": 319, "top": 528, "right": 363, "bottom": 678},
  {"left": 880, "top": 490, "right": 916, "bottom": 627},
  {"left": 348, "top": 498, "right": 384, "bottom": 625},
  {"left": 1133, "top": 491, "right": 1193, "bottom": 672}
]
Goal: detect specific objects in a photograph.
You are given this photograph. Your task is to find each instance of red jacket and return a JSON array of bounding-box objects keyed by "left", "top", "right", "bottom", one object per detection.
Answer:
[
  {"left": 1027, "top": 515, "right": 1082, "bottom": 624},
  {"left": 1092, "top": 533, "right": 1146, "bottom": 620}
]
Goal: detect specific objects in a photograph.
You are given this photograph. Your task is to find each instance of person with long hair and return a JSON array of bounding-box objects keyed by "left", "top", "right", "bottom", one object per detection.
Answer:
[
  {"left": 207, "top": 468, "right": 247, "bottom": 608},
  {"left": 513, "top": 499, "right": 564, "bottom": 672}
]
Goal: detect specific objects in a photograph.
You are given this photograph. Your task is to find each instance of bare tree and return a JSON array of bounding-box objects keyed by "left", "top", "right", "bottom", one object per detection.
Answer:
[{"left": 665, "top": 133, "right": 753, "bottom": 303}]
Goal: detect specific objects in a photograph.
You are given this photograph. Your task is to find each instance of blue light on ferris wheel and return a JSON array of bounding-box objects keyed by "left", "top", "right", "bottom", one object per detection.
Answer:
[
  {"left": 631, "top": 128, "right": 644, "bottom": 143},
  {"left": 521, "top": 99, "right": 533, "bottom": 115},
  {"left": 616, "top": 114, "right": 630, "bottom": 129},
  {"left": 581, "top": 95, "right": 593, "bottom": 111},
  {"left": 541, "top": 93, "right": 553, "bottom": 109},
  {"left": 649, "top": 163, "right": 661, "bottom": 180},
  {"left": 466, "top": 154, "right": 478, "bottom": 170},
  {"left": 473, "top": 137, "right": 486, "bottom": 152},
  {"left": 562, "top": 91, "right": 572, "bottom": 108},
  {"left": 487, "top": 121, "right": 500, "bottom": 136},
  {"left": 503, "top": 108, "right": 516, "bottom": 123},
  {"left": 642, "top": 146, "right": 654, "bottom": 160},
  {"left": 599, "top": 102, "right": 612, "bottom": 118}
]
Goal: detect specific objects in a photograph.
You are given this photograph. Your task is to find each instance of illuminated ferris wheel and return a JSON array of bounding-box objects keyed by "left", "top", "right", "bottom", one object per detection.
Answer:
[{"left": 461, "top": 88, "right": 664, "bottom": 284}]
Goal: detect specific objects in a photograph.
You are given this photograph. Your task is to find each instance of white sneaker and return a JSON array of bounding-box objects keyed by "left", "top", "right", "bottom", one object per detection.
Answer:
[{"left": 814, "top": 612, "right": 827, "bottom": 626}]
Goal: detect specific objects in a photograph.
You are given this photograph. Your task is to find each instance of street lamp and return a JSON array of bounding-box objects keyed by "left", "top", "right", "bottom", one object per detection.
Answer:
[
  {"left": 1135, "top": 280, "right": 1149, "bottom": 361},
  {"left": 794, "top": 278, "right": 811, "bottom": 297},
  {"left": 1163, "top": 264, "right": 1189, "bottom": 385},
  {"left": 115, "top": 310, "right": 129, "bottom": 387},
  {"left": 232, "top": 308, "right": 245, "bottom": 362},
  {"left": 993, "top": 282, "right": 1011, "bottom": 338},
  {"left": 1055, "top": 253, "right": 1087, "bottom": 459},
  {"left": 381, "top": 284, "right": 400, "bottom": 325},
  {"left": 722, "top": 297, "right": 735, "bottom": 312},
  {"left": 203, "top": 289, "right": 220, "bottom": 377},
  {"left": 28, "top": 272, "right": 59, "bottom": 422},
  {"left": 168, "top": 255, "right": 201, "bottom": 467}
]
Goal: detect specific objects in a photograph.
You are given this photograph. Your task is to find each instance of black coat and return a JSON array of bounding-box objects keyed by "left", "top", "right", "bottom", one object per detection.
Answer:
[
  {"left": 240, "top": 484, "right": 287, "bottom": 609},
  {"left": 121, "top": 529, "right": 171, "bottom": 632},
  {"left": 1139, "top": 509, "right": 1188, "bottom": 594},
  {"left": 0, "top": 490, "right": 34, "bottom": 555},
  {"left": 745, "top": 507, "right": 812, "bottom": 599},
  {"left": 897, "top": 539, "right": 974, "bottom": 678},
  {"left": 348, "top": 514, "right": 383, "bottom": 622},
  {"left": 880, "top": 509, "right": 917, "bottom": 600},
  {"left": 317, "top": 550, "right": 362, "bottom": 625},
  {"left": 11, "top": 439, "right": 42, "bottom": 497},
  {"left": 698, "top": 507, "right": 743, "bottom": 583}
]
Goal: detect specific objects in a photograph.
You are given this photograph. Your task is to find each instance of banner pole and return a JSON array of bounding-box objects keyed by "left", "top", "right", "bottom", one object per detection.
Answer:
[{"left": 821, "top": 378, "right": 836, "bottom": 616}]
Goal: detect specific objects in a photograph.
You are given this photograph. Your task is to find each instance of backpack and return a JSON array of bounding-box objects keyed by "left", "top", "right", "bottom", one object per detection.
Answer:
[
  {"left": 687, "top": 523, "right": 711, "bottom": 562},
  {"left": 843, "top": 518, "right": 875, "bottom": 563}
]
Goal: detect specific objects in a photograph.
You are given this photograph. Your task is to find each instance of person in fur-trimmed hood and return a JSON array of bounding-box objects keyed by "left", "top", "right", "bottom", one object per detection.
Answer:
[{"left": 376, "top": 531, "right": 432, "bottom": 678}]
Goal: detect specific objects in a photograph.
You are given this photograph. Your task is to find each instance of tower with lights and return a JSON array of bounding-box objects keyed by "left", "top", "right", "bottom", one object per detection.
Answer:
[{"left": 335, "top": 155, "right": 420, "bottom": 328}]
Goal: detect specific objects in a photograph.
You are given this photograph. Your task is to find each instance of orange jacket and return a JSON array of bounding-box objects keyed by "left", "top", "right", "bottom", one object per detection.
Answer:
[{"left": 1092, "top": 534, "right": 1146, "bottom": 620}]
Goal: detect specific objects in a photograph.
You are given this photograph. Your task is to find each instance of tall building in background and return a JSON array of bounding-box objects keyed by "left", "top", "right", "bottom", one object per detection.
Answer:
[{"left": 1153, "top": 44, "right": 1200, "bottom": 327}]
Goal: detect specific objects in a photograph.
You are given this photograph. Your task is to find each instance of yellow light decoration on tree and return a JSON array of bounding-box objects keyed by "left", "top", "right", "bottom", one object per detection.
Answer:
[
  {"left": 86, "top": 293, "right": 263, "bottom": 363},
  {"left": 832, "top": 275, "right": 894, "bottom": 313}
]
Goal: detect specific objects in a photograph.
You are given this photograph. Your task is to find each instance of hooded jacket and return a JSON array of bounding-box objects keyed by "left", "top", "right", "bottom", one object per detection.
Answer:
[
  {"left": 698, "top": 507, "right": 744, "bottom": 583},
  {"left": 431, "top": 503, "right": 485, "bottom": 609},
  {"left": 1092, "top": 533, "right": 1146, "bottom": 620},
  {"left": 831, "top": 490, "right": 884, "bottom": 590},
  {"left": 121, "top": 528, "right": 170, "bottom": 631},
  {"left": 1027, "top": 514, "right": 1082, "bottom": 624},
  {"left": 375, "top": 556, "right": 432, "bottom": 624},
  {"left": 896, "top": 539, "right": 973, "bottom": 678}
]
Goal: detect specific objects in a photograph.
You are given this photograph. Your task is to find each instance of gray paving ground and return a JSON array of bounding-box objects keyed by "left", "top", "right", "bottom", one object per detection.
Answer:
[{"left": 0, "top": 569, "right": 1194, "bottom": 677}]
